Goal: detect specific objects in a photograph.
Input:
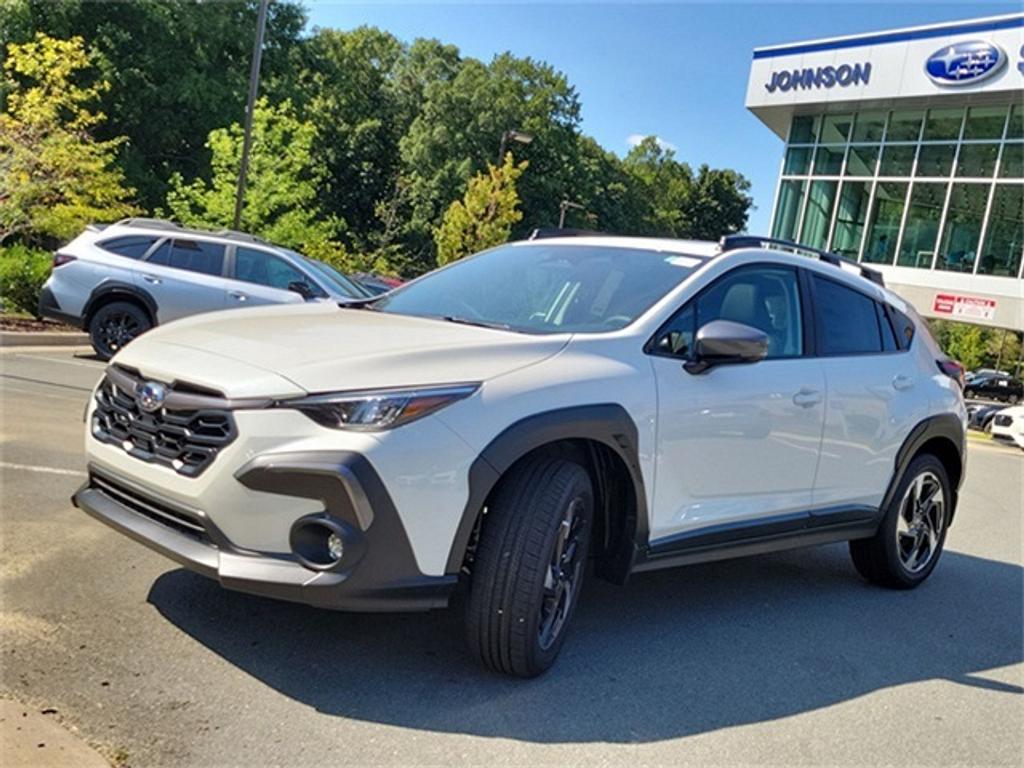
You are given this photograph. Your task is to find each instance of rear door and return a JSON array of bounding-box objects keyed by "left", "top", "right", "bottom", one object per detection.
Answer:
[
  {"left": 223, "top": 246, "right": 318, "bottom": 308},
  {"left": 809, "top": 273, "right": 929, "bottom": 511},
  {"left": 135, "top": 238, "right": 229, "bottom": 323}
]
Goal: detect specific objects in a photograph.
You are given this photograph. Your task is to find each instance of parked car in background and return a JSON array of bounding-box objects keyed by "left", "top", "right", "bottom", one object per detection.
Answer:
[
  {"left": 73, "top": 233, "right": 966, "bottom": 677},
  {"left": 353, "top": 273, "right": 404, "bottom": 296},
  {"left": 967, "top": 403, "right": 1006, "bottom": 432},
  {"left": 965, "top": 368, "right": 1010, "bottom": 382},
  {"left": 962, "top": 373, "right": 1023, "bottom": 403},
  {"left": 39, "top": 219, "right": 372, "bottom": 360},
  {"left": 990, "top": 406, "right": 1024, "bottom": 450}
]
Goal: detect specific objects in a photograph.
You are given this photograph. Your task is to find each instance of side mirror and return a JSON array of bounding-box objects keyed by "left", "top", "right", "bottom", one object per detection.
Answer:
[
  {"left": 287, "top": 280, "right": 315, "bottom": 300},
  {"left": 684, "top": 319, "right": 768, "bottom": 375}
]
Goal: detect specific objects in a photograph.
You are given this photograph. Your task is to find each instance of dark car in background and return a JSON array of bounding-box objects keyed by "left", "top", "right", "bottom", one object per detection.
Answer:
[{"left": 963, "top": 373, "right": 1023, "bottom": 404}]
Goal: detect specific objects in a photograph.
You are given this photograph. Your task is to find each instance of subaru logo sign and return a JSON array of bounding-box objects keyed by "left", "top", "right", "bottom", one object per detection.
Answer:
[
  {"left": 137, "top": 381, "right": 167, "bottom": 412},
  {"left": 925, "top": 41, "right": 1006, "bottom": 86}
]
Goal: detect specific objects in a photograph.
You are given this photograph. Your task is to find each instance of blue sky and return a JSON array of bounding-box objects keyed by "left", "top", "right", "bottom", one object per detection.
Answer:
[{"left": 305, "top": 1, "right": 1021, "bottom": 234}]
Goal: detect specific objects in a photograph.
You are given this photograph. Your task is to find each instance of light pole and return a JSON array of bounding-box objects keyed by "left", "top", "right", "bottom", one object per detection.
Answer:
[
  {"left": 233, "top": 0, "right": 270, "bottom": 230},
  {"left": 558, "top": 200, "right": 586, "bottom": 229},
  {"left": 497, "top": 129, "right": 533, "bottom": 165}
]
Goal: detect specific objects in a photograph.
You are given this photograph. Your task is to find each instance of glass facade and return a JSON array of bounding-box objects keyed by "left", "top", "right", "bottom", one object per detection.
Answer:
[{"left": 772, "top": 105, "right": 1024, "bottom": 279}]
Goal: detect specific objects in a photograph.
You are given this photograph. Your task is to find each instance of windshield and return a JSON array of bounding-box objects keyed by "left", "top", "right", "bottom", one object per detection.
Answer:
[
  {"left": 294, "top": 253, "right": 373, "bottom": 299},
  {"left": 373, "top": 243, "right": 704, "bottom": 333}
]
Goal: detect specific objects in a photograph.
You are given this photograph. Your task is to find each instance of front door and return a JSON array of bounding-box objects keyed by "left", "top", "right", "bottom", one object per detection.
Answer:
[{"left": 648, "top": 264, "right": 825, "bottom": 544}]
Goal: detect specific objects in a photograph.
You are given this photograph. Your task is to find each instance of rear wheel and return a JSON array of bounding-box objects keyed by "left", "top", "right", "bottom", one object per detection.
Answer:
[
  {"left": 1009, "top": 394, "right": 1020, "bottom": 404},
  {"left": 850, "top": 453, "right": 950, "bottom": 589},
  {"left": 88, "top": 301, "right": 151, "bottom": 361},
  {"left": 465, "top": 456, "right": 593, "bottom": 677}
]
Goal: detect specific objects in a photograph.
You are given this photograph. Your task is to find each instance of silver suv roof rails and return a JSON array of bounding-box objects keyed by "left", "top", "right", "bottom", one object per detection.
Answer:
[
  {"left": 112, "top": 218, "right": 268, "bottom": 245},
  {"left": 719, "top": 234, "right": 885, "bottom": 287}
]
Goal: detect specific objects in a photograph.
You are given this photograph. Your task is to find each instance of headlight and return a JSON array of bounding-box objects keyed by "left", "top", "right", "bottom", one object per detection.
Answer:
[{"left": 277, "top": 383, "right": 480, "bottom": 431}]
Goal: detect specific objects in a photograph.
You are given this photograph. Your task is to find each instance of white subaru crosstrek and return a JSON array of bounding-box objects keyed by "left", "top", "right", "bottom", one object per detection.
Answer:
[{"left": 73, "top": 234, "right": 967, "bottom": 677}]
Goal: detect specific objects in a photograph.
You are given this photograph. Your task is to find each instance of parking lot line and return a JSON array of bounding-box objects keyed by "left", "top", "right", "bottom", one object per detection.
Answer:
[{"left": 0, "top": 461, "right": 86, "bottom": 477}]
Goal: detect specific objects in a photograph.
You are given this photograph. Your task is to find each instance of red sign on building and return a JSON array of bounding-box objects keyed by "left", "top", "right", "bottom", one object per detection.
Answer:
[{"left": 932, "top": 293, "right": 997, "bottom": 321}]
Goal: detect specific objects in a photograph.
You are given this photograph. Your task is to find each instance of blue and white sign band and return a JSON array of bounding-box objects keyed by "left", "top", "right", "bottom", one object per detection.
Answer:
[
  {"left": 925, "top": 41, "right": 1007, "bottom": 85},
  {"left": 765, "top": 62, "right": 871, "bottom": 93}
]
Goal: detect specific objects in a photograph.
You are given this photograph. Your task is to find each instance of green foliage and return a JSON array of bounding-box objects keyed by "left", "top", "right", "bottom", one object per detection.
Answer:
[
  {"left": 164, "top": 98, "right": 342, "bottom": 256},
  {"left": 0, "top": 33, "right": 137, "bottom": 245},
  {"left": 929, "top": 319, "right": 1023, "bottom": 375},
  {"left": 0, "top": 245, "right": 51, "bottom": 314},
  {"left": 435, "top": 155, "right": 526, "bottom": 266}
]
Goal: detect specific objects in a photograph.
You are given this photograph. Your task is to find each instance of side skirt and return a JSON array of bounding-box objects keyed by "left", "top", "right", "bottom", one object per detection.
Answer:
[{"left": 632, "top": 506, "right": 880, "bottom": 574}]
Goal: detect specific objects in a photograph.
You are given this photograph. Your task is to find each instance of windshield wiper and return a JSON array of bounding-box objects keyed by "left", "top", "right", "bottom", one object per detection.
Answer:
[{"left": 441, "top": 315, "right": 514, "bottom": 331}]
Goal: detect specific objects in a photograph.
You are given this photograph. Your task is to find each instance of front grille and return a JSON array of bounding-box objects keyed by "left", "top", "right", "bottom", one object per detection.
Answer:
[
  {"left": 91, "top": 368, "right": 237, "bottom": 477},
  {"left": 91, "top": 472, "right": 211, "bottom": 544},
  {"left": 994, "top": 414, "right": 1013, "bottom": 427}
]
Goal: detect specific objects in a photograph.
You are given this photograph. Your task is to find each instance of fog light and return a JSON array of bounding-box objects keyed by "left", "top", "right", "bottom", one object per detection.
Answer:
[{"left": 327, "top": 532, "right": 344, "bottom": 561}]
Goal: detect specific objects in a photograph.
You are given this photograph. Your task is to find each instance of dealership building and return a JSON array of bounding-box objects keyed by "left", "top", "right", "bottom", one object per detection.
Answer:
[{"left": 746, "top": 13, "right": 1024, "bottom": 332}]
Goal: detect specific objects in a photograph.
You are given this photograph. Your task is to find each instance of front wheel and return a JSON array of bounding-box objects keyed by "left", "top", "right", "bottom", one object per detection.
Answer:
[
  {"left": 850, "top": 454, "right": 951, "bottom": 589},
  {"left": 465, "top": 456, "right": 593, "bottom": 677},
  {"left": 88, "top": 301, "right": 151, "bottom": 361}
]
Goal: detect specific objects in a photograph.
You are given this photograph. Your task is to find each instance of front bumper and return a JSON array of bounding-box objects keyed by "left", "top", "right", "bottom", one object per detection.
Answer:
[{"left": 73, "top": 457, "right": 457, "bottom": 612}]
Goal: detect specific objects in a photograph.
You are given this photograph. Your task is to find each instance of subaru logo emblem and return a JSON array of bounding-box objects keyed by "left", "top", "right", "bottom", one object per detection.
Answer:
[
  {"left": 137, "top": 381, "right": 167, "bottom": 412},
  {"left": 925, "top": 41, "right": 1006, "bottom": 86}
]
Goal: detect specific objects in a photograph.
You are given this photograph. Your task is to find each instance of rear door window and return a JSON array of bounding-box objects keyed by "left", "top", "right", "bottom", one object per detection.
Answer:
[
  {"left": 148, "top": 239, "right": 225, "bottom": 276},
  {"left": 812, "top": 274, "right": 882, "bottom": 356},
  {"left": 99, "top": 236, "right": 159, "bottom": 260}
]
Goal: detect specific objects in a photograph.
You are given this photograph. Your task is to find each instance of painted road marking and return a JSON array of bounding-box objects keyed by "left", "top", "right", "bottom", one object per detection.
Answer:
[{"left": 0, "top": 462, "right": 86, "bottom": 477}]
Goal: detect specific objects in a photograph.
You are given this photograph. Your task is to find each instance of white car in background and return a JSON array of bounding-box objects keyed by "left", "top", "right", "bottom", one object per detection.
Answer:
[
  {"left": 990, "top": 406, "right": 1024, "bottom": 450},
  {"left": 72, "top": 233, "right": 967, "bottom": 677}
]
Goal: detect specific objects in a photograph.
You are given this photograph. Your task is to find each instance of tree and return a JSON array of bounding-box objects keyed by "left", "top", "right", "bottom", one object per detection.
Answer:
[
  {"left": 0, "top": 33, "right": 136, "bottom": 245},
  {"left": 164, "top": 98, "right": 342, "bottom": 259},
  {"left": 434, "top": 154, "right": 526, "bottom": 266},
  {"left": 4, "top": 0, "right": 307, "bottom": 208}
]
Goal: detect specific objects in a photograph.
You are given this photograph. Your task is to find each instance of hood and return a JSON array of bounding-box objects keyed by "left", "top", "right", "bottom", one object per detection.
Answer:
[{"left": 114, "top": 302, "right": 569, "bottom": 397}]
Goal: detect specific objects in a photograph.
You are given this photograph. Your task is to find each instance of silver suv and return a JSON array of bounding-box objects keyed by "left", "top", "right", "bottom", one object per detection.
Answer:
[{"left": 39, "top": 218, "right": 371, "bottom": 359}]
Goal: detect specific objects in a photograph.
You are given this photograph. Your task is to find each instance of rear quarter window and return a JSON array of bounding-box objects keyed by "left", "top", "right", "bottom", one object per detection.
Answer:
[{"left": 98, "top": 236, "right": 159, "bottom": 260}]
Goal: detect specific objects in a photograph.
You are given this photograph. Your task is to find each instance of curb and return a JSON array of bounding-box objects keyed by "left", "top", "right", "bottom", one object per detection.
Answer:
[
  {"left": 0, "top": 699, "right": 111, "bottom": 767},
  {"left": 0, "top": 331, "right": 90, "bottom": 347}
]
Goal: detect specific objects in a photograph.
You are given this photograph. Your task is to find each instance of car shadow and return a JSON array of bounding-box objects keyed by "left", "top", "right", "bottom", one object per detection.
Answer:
[{"left": 148, "top": 544, "right": 1022, "bottom": 743}]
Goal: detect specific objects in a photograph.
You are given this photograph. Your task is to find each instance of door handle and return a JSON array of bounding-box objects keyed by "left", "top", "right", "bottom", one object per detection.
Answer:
[
  {"left": 229, "top": 291, "right": 248, "bottom": 302},
  {"left": 141, "top": 274, "right": 161, "bottom": 285},
  {"left": 892, "top": 375, "right": 914, "bottom": 391},
  {"left": 792, "top": 388, "right": 822, "bottom": 408}
]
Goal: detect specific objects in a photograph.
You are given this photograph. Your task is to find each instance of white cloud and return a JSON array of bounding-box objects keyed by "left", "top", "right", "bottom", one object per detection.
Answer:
[{"left": 626, "top": 133, "right": 677, "bottom": 152}]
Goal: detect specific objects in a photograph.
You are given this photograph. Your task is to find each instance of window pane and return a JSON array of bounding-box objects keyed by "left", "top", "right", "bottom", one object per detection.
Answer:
[
  {"left": 789, "top": 116, "right": 819, "bottom": 144},
  {"left": 937, "top": 184, "right": 989, "bottom": 272},
  {"left": 783, "top": 146, "right": 811, "bottom": 175},
  {"left": 978, "top": 185, "right": 1024, "bottom": 276},
  {"left": 879, "top": 145, "right": 916, "bottom": 176},
  {"left": 999, "top": 143, "right": 1023, "bottom": 178},
  {"left": 697, "top": 266, "right": 803, "bottom": 359},
  {"left": 830, "top": 181, "right": 870, "bottom": 258},
  {"left": 235, "top": 247, "right": 308, "bottom": 290},
  {"left": 963, "top": 106, "right": 1008, "bottom": 140},
  {"left": 167, "top": 239, "right": 225, "bottom": 276},
  {"left": 820, "top": 114, "right": 853, "bottom": 143},
  {"left": 845, "top": 145, "right": 879, "bottom": 177},
  {"left": 916, "top": 144, "right": 955, "bottom": 177},
  {"left": 852, "top": 111, "right": 886, "bottom": 143},
  {"left": 887, "top": 110, "right": 924, "bottom": 142},
  {"left": 813, "top": 145, "right": 845, "bottom": 175},
  {"left": 772, "top": 180, "right": 805, "bottom": 241},
  {"left": 100, "top": 236, "right": 158, "bottom": 260},
  {"left": 1006, "top": 104, "right": 1023, "bottom": 140},
  {"left": 812, "top": 275, "right": 882, "bottom": 356},
  {"left": 955, "top": 144, "right": 999, "bottom": 177},
  {"left": 922, "top": 108, "right": 963, "bottom": 141},
  {"left": 863, "top": 182, "right": 907, "bottom": 264},
  {"left": 878, "top": 304, "right": 899, "bottom": 352},
  {"left": 800, "top": 180, "right": 838, "bottom": 249},
  {"left": 897, "top": 183, "right": 946, "bottom": 267}
]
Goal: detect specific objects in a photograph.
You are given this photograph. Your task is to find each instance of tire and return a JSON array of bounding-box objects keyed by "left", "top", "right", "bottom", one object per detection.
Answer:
[
  {"left": 88, "top": 301, "right": 151, "bottom": 361},
  {"left": 963, "top": 388, "right": 975, "bottom": 399},
  {"left": 465, "top": 456, "right": 594, "bottom": 678},
  {"left": 1009, "top": 394, "right": 1020, "bottom": 405},
  {"left": 849, "top": 453, "right": 951, "bottom": 589}
]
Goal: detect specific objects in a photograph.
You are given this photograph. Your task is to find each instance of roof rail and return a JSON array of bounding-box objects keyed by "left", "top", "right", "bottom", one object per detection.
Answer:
[
  {"left": 114, "top": 217, "right": 183, "bottom": 232},
  {"left": 527, "top": 227, "right": 606, "bottom": 240},
  {"left": 112, "top": 218, "right": 267, "bottom": 245},
  {"left": 719, "top": 234, "right": 885, "bottom": 287}
]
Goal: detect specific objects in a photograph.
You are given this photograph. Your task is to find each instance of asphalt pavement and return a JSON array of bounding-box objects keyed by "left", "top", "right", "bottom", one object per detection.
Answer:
[{"left": 1, "top": 347, "right": 1021, "bottom": 766}]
